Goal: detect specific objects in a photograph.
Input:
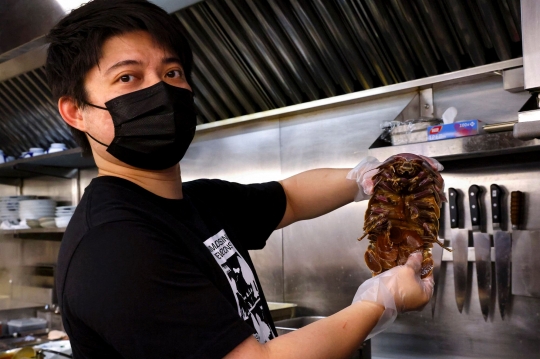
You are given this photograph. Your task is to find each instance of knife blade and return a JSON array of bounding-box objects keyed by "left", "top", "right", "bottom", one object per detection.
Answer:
[
  {"left": 511, "top": 191, "right": 540, "bottom": 297},
  {"left": 449, "top": 187, "right": 468, "bottom": 313},
  {"left": 469, "top": 184, "right": 492, "bottom": 321},
  {"left": 431, "top": 239, "right": 444, "bottom": 318},
  {"left": 490, "top": 184, "right": 511, "bottom": 319}
]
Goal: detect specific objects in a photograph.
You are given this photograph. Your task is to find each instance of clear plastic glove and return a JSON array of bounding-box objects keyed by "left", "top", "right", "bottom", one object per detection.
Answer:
[
  {"left": 352, "top": 252, "right": 434, "bottom": 339},
  {"left": 346, "top": 154, "right": 443, "bottom": 202}
]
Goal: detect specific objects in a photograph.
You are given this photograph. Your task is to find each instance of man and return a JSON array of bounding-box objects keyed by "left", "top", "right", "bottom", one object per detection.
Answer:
[{"left": 47, "top": 1, "right": 435, "bottom": 358}]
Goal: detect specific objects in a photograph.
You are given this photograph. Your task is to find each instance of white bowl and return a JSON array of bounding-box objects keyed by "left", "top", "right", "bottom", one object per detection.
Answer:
[
  {"left": 55, "top": 216, "right": 72, "bottom": 228},
  {"left": 50, "top": 143, "right": 67, "bottom": 149}
]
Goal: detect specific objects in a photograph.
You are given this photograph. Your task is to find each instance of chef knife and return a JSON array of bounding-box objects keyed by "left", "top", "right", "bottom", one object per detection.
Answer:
[
  {"left": 449, "top": 188, "right": 468, "bottom": 313},
  {"left": 490, "top": 184, "right": 511, "bottom": 319},
  {"left": 430, "top": 237, "right": 444, "bottom": 318},
  {"left": 469, "top": 185, "right": 492, "bottom": 321},
  {"left": 511, "top": 191, "right": 540, "bottom": 297}
]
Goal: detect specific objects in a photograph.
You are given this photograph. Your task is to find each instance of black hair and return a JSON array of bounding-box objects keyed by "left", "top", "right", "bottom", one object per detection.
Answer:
[{"left": 45, "top": 0, "right": 193, "bottom": 154}]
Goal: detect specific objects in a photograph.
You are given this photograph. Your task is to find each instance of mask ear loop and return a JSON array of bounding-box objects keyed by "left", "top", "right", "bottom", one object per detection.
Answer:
[{"left": 84, "top": 102, "right": 110, "bottom": 147}]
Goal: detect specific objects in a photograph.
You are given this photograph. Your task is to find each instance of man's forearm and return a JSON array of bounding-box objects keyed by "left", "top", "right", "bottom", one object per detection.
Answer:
[
  {"left": 277, "top": 168, "right": 358, "bottom": 228},
  {"left": 225, "top": 301, "right": 383, "bottom": 359}
]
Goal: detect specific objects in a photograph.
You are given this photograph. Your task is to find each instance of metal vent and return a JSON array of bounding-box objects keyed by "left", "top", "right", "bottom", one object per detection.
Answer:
[
  {"left": 176, "top": 0, "right": 522, "bottom": 123},
  {"left": 0, "top": 0, "right": 522, "bottom": 156},
  {"left": 0, "top": 67, "right": 76, "bottom": 156}
]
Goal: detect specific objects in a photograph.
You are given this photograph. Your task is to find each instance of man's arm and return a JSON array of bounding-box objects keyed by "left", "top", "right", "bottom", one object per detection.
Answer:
[
  {"left": 277, "top": 168, "right": 357, "bottom": 229},
  {"left": 225, "top": 300, "right": 383, "bottom": 359}
]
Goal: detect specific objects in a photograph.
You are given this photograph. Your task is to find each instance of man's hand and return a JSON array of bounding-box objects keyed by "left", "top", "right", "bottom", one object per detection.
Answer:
[
  {"left": 346, "top": 154, "right": 444, "bottom": 202},
  {"left": 351, "top": 252, "right": 434, "bottom": 338}
]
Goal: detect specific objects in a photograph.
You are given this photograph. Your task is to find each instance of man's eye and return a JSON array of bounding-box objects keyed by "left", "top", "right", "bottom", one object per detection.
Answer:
[
  {"left": 166, "top": 70, "right": 182, "bottom": 78},
  {"left": 119, "top": 75, "right": 134, "bottom": 83}
]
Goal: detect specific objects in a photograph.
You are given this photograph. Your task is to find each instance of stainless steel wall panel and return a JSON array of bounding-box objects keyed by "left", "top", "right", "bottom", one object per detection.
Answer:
[
  {"left": 521, "top": 0, "right": 540, "bottom": 90},
  {"left": 182, "top": 120, "right": 282, "bottom": 184},
  {"left": 278, "top": 93, "right": 416, "bottom": 315},
  {"left": 249, "top": 232, "right": 284, "bottom": 303},
  {"left": 433, "top": 74, "right": 530, "bottom": 124},
  {"left": 21, "top": 177, "right": 73, "bottom": 205},
  {"left": 0, "top": 185, "right": 17, "bottom": 197},
  {"left": 79, "top": 168, "right": 99, "bottom": 201}
]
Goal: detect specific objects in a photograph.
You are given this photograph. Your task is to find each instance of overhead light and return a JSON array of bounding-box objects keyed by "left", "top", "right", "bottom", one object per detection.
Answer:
[{"left": 55, "top": 0, "right": 88, "bottom": 13}]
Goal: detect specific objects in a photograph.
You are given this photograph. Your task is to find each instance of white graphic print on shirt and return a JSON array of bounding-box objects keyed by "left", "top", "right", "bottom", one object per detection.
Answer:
[{"left": 204, "top": 230, "right": 275, "bottom": 343}]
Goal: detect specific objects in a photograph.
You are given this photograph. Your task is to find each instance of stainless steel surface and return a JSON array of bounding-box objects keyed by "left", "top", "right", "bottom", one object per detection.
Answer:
[
  {"left": 513, "top": 120, "right": 540, "bottom": 140},
  {"left": 469, "top": 185, "right": 492, "bottom": 321},
  {"left": 274, "top": 316, "right": 326, "bottom": 336},
  {"left": 442, "top": 247, "right": 495, "bottom": 262},
  {"left": 430, "top": 242, "right": 444, "bottom": 317},
  {"left": 197, "top": 58, "right": 523, "bottom": 132},
  {"left": 503, "top": 66, "right": 525, "bottom": 93},
  {"left": 521, "top": 0, "right": 540, "bottom": 90},
  {"left": 512, "top": 230, "right": 540, "bottom": 298},
  {"left": 491, "top": 184, "right": 512, "bottom": 319},
  {"left": 448, "top": 188, "right": 468, "bottom": 313},
  {"left": 370, "top": 131, "right": 540, "bottom": 162}
]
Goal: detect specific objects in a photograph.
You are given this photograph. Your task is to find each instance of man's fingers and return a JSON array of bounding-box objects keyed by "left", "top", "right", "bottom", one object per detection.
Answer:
[
  {"left": 419, "top": 155, "right": 444, "bottom": 172},
  {"left": 422, "top": 274, "right": 435, "bottom": 296},
  {"left": 404, "top": 252, "right": 423, "bottom": 273}
]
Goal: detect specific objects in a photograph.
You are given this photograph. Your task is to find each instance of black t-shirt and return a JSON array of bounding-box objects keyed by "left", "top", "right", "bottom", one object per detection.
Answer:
[{"left": 56, "top": 176, "right": 287, "bottom": 358}]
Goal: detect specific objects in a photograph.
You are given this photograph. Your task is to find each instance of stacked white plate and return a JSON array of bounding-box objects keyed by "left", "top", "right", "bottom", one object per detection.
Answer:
[
  {"left": 19, "top": 199, "right": 56, "bottom": 221},
  {"left": 55, "top": 205, "right": 76, "bottom": 228},
  {"left": 0, "top": 196, "right": 36, "bottom": 223}
]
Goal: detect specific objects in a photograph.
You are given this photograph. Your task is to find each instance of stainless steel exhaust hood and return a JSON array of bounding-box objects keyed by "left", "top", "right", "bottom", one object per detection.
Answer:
[
  {"left": 514, "top": 0, "right": 540, "bottom": 140},
  {"left": 0, "top": 0, "right": 524, "bottom": 157}
]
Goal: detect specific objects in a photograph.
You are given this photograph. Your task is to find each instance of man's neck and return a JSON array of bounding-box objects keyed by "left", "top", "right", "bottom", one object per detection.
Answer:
[{"left": 94, "top": 154, "right": 184, "bottom": 199}]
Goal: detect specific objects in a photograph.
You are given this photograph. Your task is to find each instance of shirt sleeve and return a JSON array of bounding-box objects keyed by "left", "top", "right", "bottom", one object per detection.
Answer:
[
  {"left": 185, "top": 179, "right": 287, "bottom": 250},
  {"left": 62, "top": 221, "right": 255, "bottom": 359}
]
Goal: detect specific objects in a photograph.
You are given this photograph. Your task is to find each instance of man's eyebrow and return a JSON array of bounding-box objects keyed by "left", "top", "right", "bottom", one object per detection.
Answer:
[
  {"left": 104, "top": 60, "right": 143, "bottom": 75},
  {"left": 162, "top": 57, "right": 183, "bottom": 66}
]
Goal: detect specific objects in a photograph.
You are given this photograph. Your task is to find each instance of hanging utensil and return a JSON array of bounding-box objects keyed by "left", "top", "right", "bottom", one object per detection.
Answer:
[
  {"left": 490, "top": 184, "right": 512, "bottom": 319},
  {"left": 469, "top": 185, "right": 492, "bottom": 321},
  {"left": 449, "top": 188, "right": 468, "bottom": 313},
  {"left": 511, "top": 191, "right": 540, "bottom": 297}
]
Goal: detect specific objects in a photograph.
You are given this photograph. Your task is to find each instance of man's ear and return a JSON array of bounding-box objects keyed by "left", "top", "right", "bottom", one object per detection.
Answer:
[{"left": 58, "top": 96, "right": 86, "bottom": 132}]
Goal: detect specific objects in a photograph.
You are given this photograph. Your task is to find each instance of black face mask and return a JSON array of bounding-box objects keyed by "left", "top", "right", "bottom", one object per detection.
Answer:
[{"left": 85, "top": 82, "right": 197, "bottom": 170}]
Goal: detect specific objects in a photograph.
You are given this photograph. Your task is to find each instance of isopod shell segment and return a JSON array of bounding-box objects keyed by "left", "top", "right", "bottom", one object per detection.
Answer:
[{"left": 359, "top": 153, "right": 447, "bottom": 279}]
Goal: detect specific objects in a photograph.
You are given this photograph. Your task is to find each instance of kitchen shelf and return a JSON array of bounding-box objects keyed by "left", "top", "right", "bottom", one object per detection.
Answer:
[
  {"left": 0, "top": 228, "right": 65, "bottom": 241},
  {"left": 368, "top": 131, "right": 540, "bottom": 161},
  {"left": 0, "top": 148, "right": 96, "bottom": 185}
]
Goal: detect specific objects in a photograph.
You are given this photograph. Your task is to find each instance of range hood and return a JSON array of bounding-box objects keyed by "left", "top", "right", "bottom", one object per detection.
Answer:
[
  {"left": 0, "top": 0, "right": 524, "bottom": 157},
  {"left": 515, "top": 0, "right": 540, "bottom": 140}
]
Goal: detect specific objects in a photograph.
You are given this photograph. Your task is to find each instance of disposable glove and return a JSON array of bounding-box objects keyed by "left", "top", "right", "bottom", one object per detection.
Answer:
[
  {"left": 352, "top": 252, "right": 434, "bottom": 339},
  {"left": 346, "top": 154, "right": 443, "bottom": 202}
]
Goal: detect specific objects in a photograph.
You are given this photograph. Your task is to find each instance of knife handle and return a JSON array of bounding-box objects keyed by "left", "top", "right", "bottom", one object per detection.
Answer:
[
  {"left": 510, "top": 191, "right": 524, "bottom": 230},
  {"left": 448, "top": 188, "right": 459, "bottom": 228},
  {"left": 490, "top": 184, "right": 502, "bottom": 227},
  {"left": 468, "top": 185, "right": 481, "bottom": 227}
]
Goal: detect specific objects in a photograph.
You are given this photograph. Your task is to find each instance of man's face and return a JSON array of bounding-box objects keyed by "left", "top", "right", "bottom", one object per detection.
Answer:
[{"left": 81, "top": 30, "right": 192, "bottom": 167}]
